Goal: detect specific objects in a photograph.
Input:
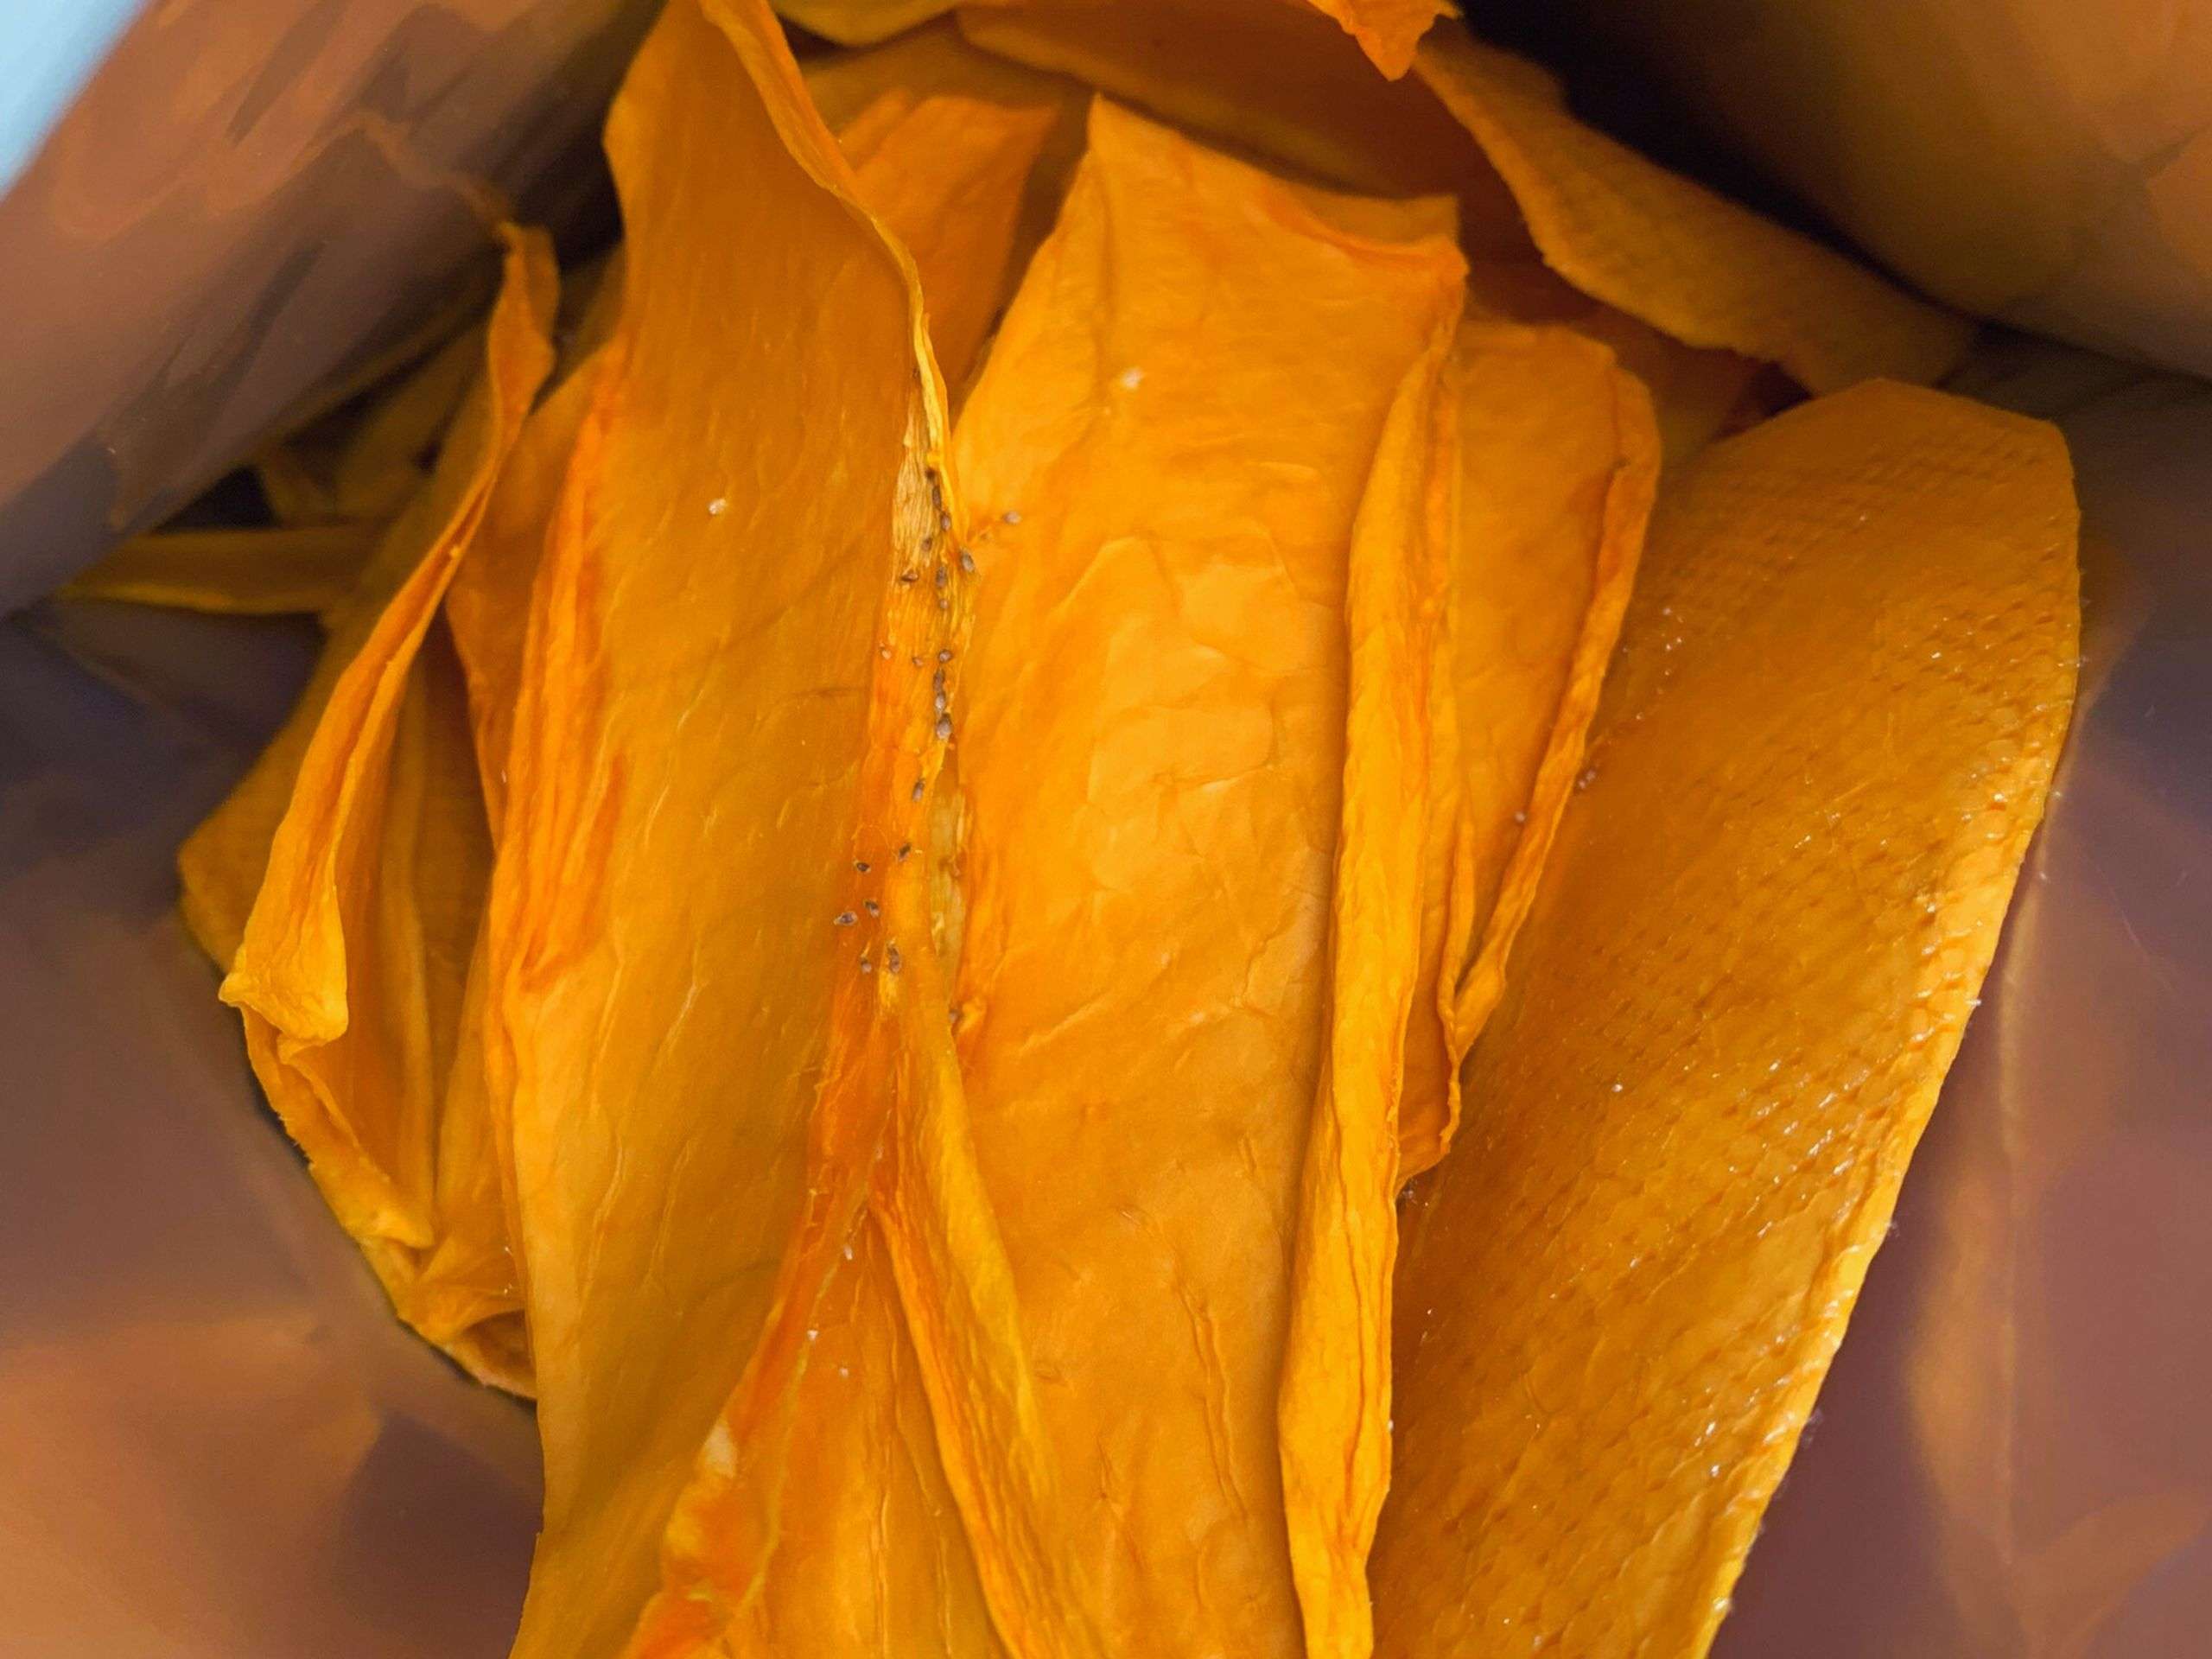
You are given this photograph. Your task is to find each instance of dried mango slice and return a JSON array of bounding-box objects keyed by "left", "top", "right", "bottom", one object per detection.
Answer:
[
  {"left": 619, "top": 39, "right": 1132, "bottom": 1659},
  {"left": 484, "top": 2, "right": 976, "bottom": 1651},
  {"left": 1397, "top": 322, "right": 1658, "bottom": 1181},
  {"left": 955, "top": 9, "right": 1961, "bottom": 405},
  {"left": 621, "top": 30, "right": 1115, "bottom": 1659},
  {"left": 806, "top": 22, "right": 1087, "bottom": 371},
  {"left": 60, "top": 523, "right": 378, "bottom": 615},
  {"left": 1277, "top": 294, "right": 1459, "bottom": 1659},
  {"left": 395, "top": 360, "right": 614, "bottom": 1384},
  {"left": 1372, "top": 381, "right": 2077, "bottom": 1658},
  {"left": 626, "top": 1211, "right": 1005, "bottom": 1659},
  {"left": 203, "top": 227, "right": 555, "bottom": 1392},
  {"left": 620, "top": 40, "right": 1113, "bottom": 1659},
  {"left": 1457, "top": 262, "right": 1766, "bottom": 468},
  {"left": 943, "top": 99, "right": 1465, "bottom": 1657},
  {"left": 444, "top": 365, "right": 607, "bottom": 838},
  {"left": 1276, "top": 319, "right": 1657, "bottom": 1659},
  {"left": 1416, "top": 32, "right": 1974, "bottom": 392}
]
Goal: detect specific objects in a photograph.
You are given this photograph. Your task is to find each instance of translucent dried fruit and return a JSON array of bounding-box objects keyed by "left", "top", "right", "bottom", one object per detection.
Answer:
[
  {"left": 483, "top": 1, "right": 971, "bottom": 1651},
  {"left": 1398, "top": 322, "right": 1659, "bottom": 1180},
  {"left": 809, "top": 24, "right": 1084, "bottom": 387},
  {"left": 946, "top": 98, "right": 1465, "bottom": 1658},
  {"left": 1373, "top": 380, "right": 2077, "bottom": 1659},
  {"left": 200, "top": 225, "right": 557, "bottom": 1392}
]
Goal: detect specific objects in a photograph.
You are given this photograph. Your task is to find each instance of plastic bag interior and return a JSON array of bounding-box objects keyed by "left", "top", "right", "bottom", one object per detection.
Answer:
[{"left": 3, "top": 3, "right": 2209, "bottom": 1656}]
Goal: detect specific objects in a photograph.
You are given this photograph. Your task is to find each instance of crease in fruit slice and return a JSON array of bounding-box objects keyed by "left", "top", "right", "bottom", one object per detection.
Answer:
[
  {"left": 613, "top": 17, "right": 1108, "bottom": 1658},
  {"left": 480, "top": 3, "right": 1064, "bottom": 1653},
  {"left": 402, "top": 357, "right": 621, "bottom": 1389},
  {"left": 1396, "top": 321, "right": 1659, "bottom": 1182},
  {"left": 1372, "top": 380, "right": 2078, "bottom": 1659},
  {"left": 806, "top": 24, "right": 1084, "bottom": 389},
  {"left": 60, "top": 522, "right": 380, "bottom": 616},
  {"left": 1274, "top": 285, "right": 1461, "bottom": 1659},
  {"left": 188, "top": 225, "right": 556, "bottom": 1392},
  {"left": 940, "top": 96, "right": 1465, "bottom": 1659}
]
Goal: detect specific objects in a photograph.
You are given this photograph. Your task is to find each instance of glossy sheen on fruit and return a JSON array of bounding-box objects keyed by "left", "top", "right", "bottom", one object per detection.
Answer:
[{"left": 1374, "top": 380, "right": 2077, "bottom": 1659}]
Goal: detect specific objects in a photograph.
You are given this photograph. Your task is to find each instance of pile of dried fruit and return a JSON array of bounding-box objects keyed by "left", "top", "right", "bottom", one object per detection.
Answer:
[{"left": 92, "top": 1, "right": 2080, "bottom": 1653}]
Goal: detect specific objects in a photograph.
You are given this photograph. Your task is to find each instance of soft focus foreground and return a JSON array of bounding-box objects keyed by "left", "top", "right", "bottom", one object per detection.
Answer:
[{"left": 68, "top": 1, "right": 2087, "bottom": 1655}]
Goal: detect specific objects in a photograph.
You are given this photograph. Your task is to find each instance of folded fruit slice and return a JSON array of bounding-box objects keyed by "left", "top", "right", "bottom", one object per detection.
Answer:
[
  {"left": 1373, "top": 380, "right": 2077, "bottom": 1658},
  {"left": 205, "top": 227, "right": 556, "bottom": 1391},
  {"left": 1398, "top": 322, "right": 1659, "bottom": 1180},
  {"left": 941, "top": 98, "right": 1465, "bottom": 1657},
  {"left": 483, "top": 1, "right": 972, "bottom": 1651},
  {"left": 620, "top": 29, "right": 1110, "bottom": 1659},
  {"left": 1276, "top": 318, "right": 1661, "bottom": 1659},
  {"left": 1276, "top": 293, "right": 1460, "bottom": 1659}
]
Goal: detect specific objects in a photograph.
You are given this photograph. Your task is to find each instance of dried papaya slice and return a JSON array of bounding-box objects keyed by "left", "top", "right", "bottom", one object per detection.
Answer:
[
  {"left": 805, "top": 23, "right": 1085, "bottom": 388},
  {"left": 1277, "top": 283, "right": 1461, "bottom": 1659},
  {"left": 953, "top": 9, "right": 1962, "bottom": 408},
  {"left": 1372, "top": 381, "right": 2077, "bottom": 1659},
  {"left": 176, "top": 230, "right": 551, "bottom": 976},
  {"left": 1275, "top": 318, "right": 1658, "bottom": 1659},
  {"left": 616, "top": 17, "right": 1109, "bottom": 1659}
]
